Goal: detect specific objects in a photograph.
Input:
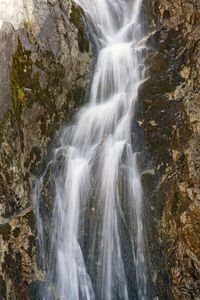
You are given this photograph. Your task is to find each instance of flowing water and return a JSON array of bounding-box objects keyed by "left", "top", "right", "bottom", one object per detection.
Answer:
[{"left": 35, "top": 0, "right": 149, "bottom": 299}]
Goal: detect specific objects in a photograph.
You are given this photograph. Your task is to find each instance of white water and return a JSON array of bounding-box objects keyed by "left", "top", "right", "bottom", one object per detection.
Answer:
[{"left": 35, "top": 0, "right": 148, "bottom": 299}]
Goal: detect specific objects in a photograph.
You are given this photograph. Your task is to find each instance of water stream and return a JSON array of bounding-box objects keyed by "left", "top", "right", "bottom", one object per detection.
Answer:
[{"left": 35, "top": 0, "right": 149, "bottom": 299}]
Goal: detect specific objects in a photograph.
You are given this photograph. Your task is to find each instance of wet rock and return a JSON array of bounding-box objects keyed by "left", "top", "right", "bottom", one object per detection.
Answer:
[
  {"left": 0, "top": 0, "right": 92, "bottom": 298},
  {"left": 138, "top": 0, "right": 200, "bottom": 298}
]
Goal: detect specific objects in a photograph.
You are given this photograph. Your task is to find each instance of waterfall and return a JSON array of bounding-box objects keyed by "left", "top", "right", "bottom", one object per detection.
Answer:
[{"left": 34, "top": 0, "right": 149, "bottom": 299}]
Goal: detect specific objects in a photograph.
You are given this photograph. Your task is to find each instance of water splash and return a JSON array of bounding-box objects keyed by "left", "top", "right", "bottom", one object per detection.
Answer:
[{"left": 35, "top": 0, "right": 149, "bottom": 299}]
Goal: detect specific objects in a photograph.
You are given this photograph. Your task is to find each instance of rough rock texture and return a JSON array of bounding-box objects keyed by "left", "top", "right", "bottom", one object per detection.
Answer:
[
  {"left": 0, "top": 0, "right": 92, "bottom": 298},
  {"left": 138, "top": 0, "right": 200, "bottom": 299}
]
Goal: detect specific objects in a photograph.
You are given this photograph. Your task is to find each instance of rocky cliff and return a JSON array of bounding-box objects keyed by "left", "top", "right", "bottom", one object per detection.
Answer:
[
  {"left": 0, "top": 0, "right": 199, "bottom": 299},
  {"left": 0, "top": 0, "right": 92, "bottom": 298},
  {"left": 139, "top": 0, "right": 200, "bottom": 299}
]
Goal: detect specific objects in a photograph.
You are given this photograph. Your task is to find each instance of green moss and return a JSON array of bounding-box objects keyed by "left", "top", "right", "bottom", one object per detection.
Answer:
[
  {"left": 10, "top": 37, "right": 65, "bottom": 119},
  {"left": 10, "top": 38, "right": 33, "bottom": 117},
  {"left": 15, "top": 85, "right": 26, "bottom": 104},
  {"left": 171, "top": 191, "right": 179, "bottom": 215},
  {"left": 70, "top": 4, "right": 89, "bottom": 53},
  {"left": 24, "top": 19, "right": 33, "bottom": 32},
  {"left": 0, "top": 275, "right": 6, "bottom": 300},
  {"left": 0, "top": 223, "right": 11, "bottom": 241}
]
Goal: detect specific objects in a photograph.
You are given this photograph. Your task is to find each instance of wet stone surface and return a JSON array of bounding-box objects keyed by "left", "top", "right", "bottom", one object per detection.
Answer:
[
  {"left": 0, "top": 0, "right": 92, "bottom": 298},
  {"left": 137, "top": 1, "right": 200, "bottom": 299}
]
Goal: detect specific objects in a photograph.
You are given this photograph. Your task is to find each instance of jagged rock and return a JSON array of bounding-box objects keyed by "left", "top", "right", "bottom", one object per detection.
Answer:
[
  {"left": 138, "top": 1, "right": 200, "bottom": 299},
  {"left": 0, "top": 0, "right": 92, "bottom": 298}
]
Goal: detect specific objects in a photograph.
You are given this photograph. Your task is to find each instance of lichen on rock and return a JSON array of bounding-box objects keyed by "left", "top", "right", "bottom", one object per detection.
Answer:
[
  {"left": 0, "top": 0, "right": 93, "bottom": 298},
  {"left": 138, "top": 1, "right": 200, "bottom": 299}
]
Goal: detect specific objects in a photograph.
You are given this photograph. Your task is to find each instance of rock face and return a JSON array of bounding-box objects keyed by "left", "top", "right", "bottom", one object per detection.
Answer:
[
  {"left": 0, "top": 0, "right": 92, "bottom": 298},
  {"left": 138, "top": 0, "right": 200, "bottom": 299}
]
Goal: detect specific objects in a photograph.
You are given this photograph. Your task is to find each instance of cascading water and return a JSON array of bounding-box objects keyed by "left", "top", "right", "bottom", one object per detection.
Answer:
[{"left": 35, "top": 0, "right": 149, "bottom": 299}]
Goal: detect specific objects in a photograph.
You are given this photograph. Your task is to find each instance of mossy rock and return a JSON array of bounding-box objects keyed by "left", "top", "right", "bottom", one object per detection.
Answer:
[
  {"left": 171, "top": 190, "right": 179, "bottom": 215},
  {"left": 0, "top": 275, "right": 6, "bottom": 300},
  {"left": 171, "top": 187, "right": 190, "bottom": 217},
  {"left": 0, "top": 223, "right": 11, "bottom": 241},
  {"left": 10, "top": 38, "right": 33, "bottom": 117},
  {"left": 10, "top": 36, "right": 65, "bottom": 119},
  {"left": 70, "top": 4, "right": 89, "bottom": 53}
]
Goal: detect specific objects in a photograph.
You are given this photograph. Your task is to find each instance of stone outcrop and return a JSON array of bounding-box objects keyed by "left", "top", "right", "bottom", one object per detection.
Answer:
[
  {"left": 138, "top": 0, "right": 200, "bottom": 299},
  {"left": 0, "top": 0, "right": 92, "bottom": 298}
]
